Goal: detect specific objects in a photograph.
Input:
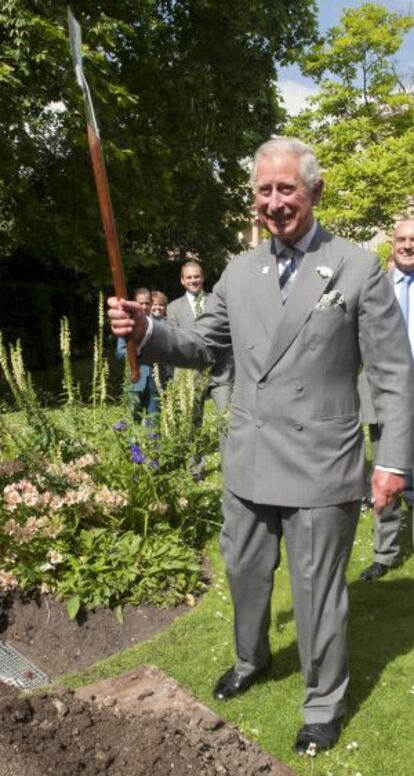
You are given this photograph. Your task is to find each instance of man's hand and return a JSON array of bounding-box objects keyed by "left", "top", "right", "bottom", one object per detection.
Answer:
[
  {"left": 371, "top": 468, "right": 406, "bottom": 514},
  {"left": 107, "top": 297, "right": 149, "bottom": 344}
]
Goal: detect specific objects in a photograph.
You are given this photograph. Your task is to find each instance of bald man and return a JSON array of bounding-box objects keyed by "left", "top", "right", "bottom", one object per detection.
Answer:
[{"left": 360, "top": 219, "right": 414, "bottom": 580}]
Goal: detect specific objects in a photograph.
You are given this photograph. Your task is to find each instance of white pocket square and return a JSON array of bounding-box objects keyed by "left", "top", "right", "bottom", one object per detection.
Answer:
[{"left": 315, "top": 290, "right": 346, "bottom": 310}]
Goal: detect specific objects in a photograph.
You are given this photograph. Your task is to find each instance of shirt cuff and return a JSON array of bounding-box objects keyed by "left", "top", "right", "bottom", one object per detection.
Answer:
[
  {"left": 375, "top": 465, "right": 408, "bottom": 476},
  {"left": 137, "top": 316, "right": 153, "bottom": 353}
]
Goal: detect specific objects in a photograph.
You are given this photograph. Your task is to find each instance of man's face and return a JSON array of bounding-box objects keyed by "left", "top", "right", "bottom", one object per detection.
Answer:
[
  {"left": 254, "top": 153, "right": 323, "bottom": 245},
  {"left": 181, "top": 265, "right": 204, "bottom": 295},
  {"left": 392, "top": 220, "right": 414, "bottom": 274},
  {"left": 135, "top": 292, "right": 152, "bottom": 315}
]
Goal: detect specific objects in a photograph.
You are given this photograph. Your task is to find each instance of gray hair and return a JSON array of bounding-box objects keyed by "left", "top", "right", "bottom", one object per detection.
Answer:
[{"left": 251, "top": 137, "right": 321, "bottom": 192}]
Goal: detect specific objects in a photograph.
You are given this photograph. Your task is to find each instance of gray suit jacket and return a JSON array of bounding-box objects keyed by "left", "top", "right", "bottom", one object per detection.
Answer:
[
  {"left": 358, "top": 370, "right": 377, "bottom": 425},
  {"left": 358, "top": 269, "right": 407, "bottom": 426},
  {"left": 167, "top": 292, "right": 234, "bottom": 388},
  {"left": 143, "top": 227, "right": 414, "bottom": 507}
]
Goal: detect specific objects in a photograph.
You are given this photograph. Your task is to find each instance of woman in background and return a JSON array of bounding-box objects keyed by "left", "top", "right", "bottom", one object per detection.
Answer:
[{"left": 116, "top": 288, "right": 170, "bottom": 424}]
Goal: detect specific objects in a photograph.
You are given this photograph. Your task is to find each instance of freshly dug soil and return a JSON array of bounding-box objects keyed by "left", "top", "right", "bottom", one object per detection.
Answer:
[
  {"left": 0, "top": 594, "right": 295, "bottom": 776},
  {"left": 0, "top": 682, "right": 290, "bottom": 776}
]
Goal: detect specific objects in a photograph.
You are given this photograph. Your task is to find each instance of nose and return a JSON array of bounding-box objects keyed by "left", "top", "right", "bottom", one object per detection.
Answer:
[{"left": 266, "top": 187, "right": 284, "bottom": 212}]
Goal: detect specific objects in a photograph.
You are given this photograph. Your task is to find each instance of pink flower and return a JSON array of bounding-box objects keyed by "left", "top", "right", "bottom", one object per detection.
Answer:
[
  {"left": 4, "top": 518, "right": 19, "bottom": 535},
  {"left": 0, "top": 570, "right": 18, "bottom": 591}
]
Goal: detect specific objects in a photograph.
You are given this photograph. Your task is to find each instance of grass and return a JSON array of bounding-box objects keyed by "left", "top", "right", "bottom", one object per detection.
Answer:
[{"left": 62, "top": 498, "right": 414, "bottom": 776}]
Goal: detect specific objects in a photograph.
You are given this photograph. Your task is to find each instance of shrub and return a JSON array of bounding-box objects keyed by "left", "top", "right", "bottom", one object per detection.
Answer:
[{"left": 0, "top": 300, "right": 223, "bottom": 617}]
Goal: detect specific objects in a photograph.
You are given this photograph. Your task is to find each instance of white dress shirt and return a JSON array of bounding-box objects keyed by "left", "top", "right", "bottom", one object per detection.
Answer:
[
  {"left": 185, "top": 290, "right": 201, "bottom": 316},
  {"left": 392, "top": 267, "right": 414, "bottom": 355},
  {"left": 273, "top": 218, "right": 318, "bottom": 284}
]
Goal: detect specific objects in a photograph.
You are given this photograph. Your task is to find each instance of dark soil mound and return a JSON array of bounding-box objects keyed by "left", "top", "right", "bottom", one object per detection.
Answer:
[
  {"left": 0, "top": 594, "right": 295, "bottom": 776},
  {"left": 0, "top": 683, "right": 288, "bottom": 776}
]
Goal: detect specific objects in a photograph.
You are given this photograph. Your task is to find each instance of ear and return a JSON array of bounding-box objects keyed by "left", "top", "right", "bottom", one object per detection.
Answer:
[{"left": 312, "top": 178, "right": 324, "bottom": 206}]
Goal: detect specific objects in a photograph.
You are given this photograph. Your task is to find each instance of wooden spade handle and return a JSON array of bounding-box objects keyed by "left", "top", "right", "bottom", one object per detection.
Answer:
[{"left": 87, "top": 125, "right": 140, "bottom": 382}]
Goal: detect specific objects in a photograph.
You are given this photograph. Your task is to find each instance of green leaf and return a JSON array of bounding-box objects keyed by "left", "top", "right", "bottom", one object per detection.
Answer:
[
  {"left": 114, "top": 605, "right": 124, "bottom": 625},
  {"left": 67, "top": 595, "right": 81, "bottom": 620}
]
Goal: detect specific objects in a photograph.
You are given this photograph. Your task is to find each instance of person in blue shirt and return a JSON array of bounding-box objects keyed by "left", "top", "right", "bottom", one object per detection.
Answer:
[{"left": 116, "top": 287, "right": 170, "bottom": 424}]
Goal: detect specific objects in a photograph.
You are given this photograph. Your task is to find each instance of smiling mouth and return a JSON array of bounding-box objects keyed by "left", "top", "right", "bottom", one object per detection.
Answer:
[{"left": 267, "top": 216, "right": 293, "bottom": 227}]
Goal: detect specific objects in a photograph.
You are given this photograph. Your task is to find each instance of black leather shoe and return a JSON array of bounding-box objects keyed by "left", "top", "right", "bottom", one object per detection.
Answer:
[
  {"left": 294, "top": 718, "right": 343, "bottom": 755},
  {"left": 359, "top": 561, "right": 391, "bottom": 581},
  {"left": 213, "top": 661, "right": 271, "bottom": 701}
]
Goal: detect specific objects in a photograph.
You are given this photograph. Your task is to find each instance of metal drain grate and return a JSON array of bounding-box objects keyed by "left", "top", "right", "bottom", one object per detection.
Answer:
[{"left": 0, "top": 640, "right": 49, "bottom": 690}]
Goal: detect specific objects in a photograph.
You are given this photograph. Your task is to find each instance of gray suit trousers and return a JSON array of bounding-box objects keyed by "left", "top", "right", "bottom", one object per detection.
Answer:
[{"left": 220, "top": 490, "right": 359, "bottom": 724}]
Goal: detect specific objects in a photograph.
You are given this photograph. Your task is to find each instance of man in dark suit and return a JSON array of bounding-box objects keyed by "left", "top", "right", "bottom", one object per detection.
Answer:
[
  {"left": 359, "top": 218, "right": 414, "bottom": 580},
  {"left": 167, "top": 259, "right": 234, "bottom": 415},
  {"left": 108, "top": 137, "right": 414, "bottom": 755}
]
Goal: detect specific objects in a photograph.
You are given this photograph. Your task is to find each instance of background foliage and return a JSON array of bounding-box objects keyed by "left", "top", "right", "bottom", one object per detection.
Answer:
[
  {"left": 286, "top": 2, "right": 414, "bottom": 242},
  {"left": 0, "top": 0, "right": 317, "bottom": 369}
]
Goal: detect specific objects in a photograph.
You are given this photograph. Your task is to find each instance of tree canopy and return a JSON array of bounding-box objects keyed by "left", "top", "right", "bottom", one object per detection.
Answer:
[
  {"left": 0, "top": 0, "right": 318, "bottom": 286},
  {"left": 286, "top": 2, "right": 414, "bottom": 242}
]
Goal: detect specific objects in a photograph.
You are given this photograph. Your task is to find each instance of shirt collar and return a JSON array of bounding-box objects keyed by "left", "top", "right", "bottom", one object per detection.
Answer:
[
  {"left": 393, "top": 266, "right": 414, "bottom": 283},
  {"left": 273, "top": 219, "right": 318, "bottom": 257}
]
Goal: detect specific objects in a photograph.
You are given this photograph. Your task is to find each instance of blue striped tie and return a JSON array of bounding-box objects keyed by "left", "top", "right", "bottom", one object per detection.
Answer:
[{"left": 279, "top": 247, "right": 296, "bottom": 302}]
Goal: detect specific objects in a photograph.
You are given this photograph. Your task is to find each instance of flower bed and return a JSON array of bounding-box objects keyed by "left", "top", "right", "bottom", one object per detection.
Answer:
[{"left": 0, "top": 305, "right": 223, "bottom": 618}]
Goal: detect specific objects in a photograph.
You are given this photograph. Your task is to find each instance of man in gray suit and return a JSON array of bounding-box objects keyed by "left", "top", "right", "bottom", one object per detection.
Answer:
[
  {"left": 167, "top": 259, "right": 234, "bottom": 414},
  {"left": 108, "top": 137, "right": 414, "bottom": 755},
  {"left": 359, "top": 218, "right": 414, "bottom": 581}
]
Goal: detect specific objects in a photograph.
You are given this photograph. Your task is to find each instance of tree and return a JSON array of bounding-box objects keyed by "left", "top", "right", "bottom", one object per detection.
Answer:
[
  {"left": 286, "top": 2, "right": 414, "bottom": 242},
  {"left": 0, "top": 1, "right": 318, "bottom": 369},
  {"left": 0, "top": 0, "right": 318, "bottom": 282}
]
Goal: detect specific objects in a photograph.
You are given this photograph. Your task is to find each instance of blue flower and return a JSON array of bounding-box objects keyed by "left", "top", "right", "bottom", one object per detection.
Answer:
[
  {"left": 129, "top": 444, "right": 146, "bottom": 464},
  {"left": 113, "top": 420, "right": 127, "bottom": 432},
  {"left": 150, "top": 459, "right": 159, "bottom": 470}
]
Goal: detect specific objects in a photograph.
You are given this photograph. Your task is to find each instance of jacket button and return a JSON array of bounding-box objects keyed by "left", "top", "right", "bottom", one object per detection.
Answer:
[
  {"left": 309, "top": 343, "right": 316, "bottom": 351},
  {"left": 256, "top": 419, "right": 263, "bottom": 428},
  {"left": 247, "top": 343, "right": 255, "bottom": 349},
  {"left": 295, "top": 423, "right": 303, "bottom": 431},
  {"left": 295, "top": 385, "right": 304, "bottom": 392},
  {"left": 258, "top": 381, "right": 265, "bottom": 389}
]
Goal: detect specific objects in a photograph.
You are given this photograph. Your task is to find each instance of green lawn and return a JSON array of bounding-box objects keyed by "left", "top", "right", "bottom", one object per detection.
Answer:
[{"left": 65, "top": 500, "right": 414, "bottom": 776}]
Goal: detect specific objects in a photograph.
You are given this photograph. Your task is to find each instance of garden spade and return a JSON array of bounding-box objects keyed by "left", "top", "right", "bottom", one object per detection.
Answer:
[{"left": 67, "top": 7, "right": 139, "bottom": 381}]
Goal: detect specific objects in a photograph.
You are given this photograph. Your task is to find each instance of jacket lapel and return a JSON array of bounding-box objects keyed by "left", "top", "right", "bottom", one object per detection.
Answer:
[
  {"left": 180, "top": 296, "right": 195, "bottom": 326},
  {"left": 250, "top": 239, "right": 284, "bottom": 339},
  {"left": 260, "top": 227, "right": 344, "bottom": 378}
]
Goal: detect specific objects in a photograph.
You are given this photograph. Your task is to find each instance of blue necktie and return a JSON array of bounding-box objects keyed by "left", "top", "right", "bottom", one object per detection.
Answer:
[
  {"left": 279, "top": 247, "right": 297, "bottom": 302},
  {"left": 399, "top": 274, "right": 414, "bottom": 326}
]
